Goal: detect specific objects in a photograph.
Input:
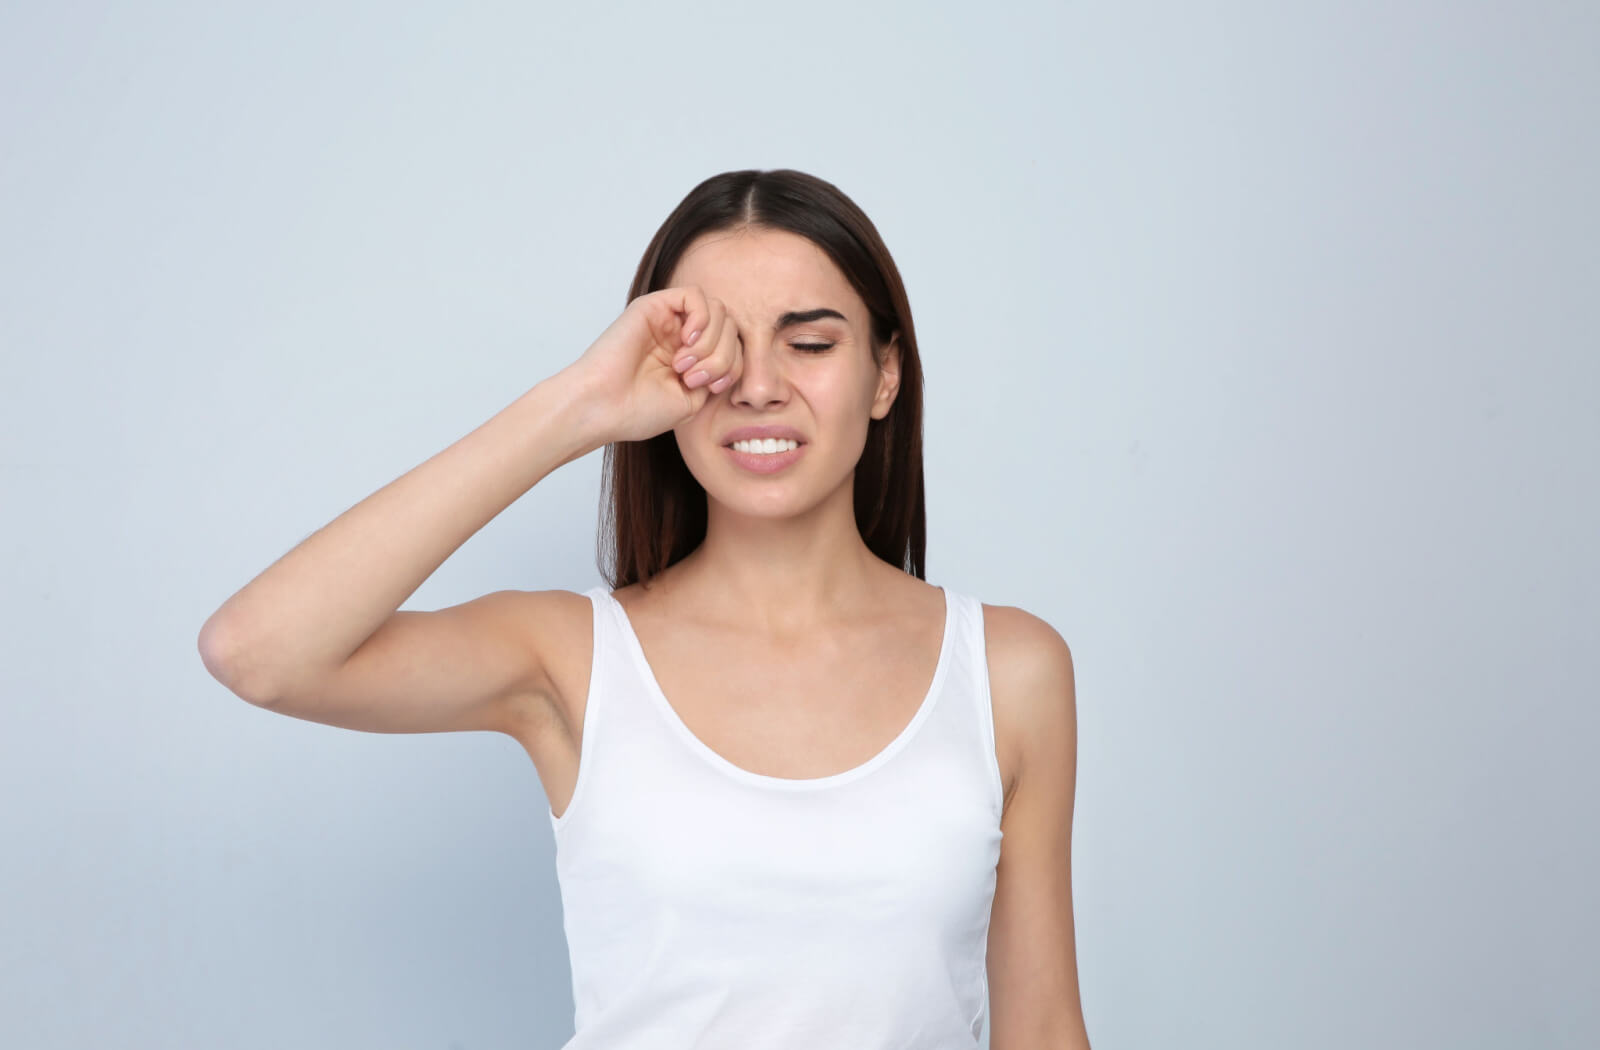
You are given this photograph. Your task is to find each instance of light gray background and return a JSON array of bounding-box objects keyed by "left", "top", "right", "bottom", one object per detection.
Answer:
[{"left": 2, "top": 2, "right": 1594, "bottom": 1048}]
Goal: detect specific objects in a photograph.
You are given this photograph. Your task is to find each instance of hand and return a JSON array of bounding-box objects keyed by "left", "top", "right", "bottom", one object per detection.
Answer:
[{"left": 565, "top": 285, "right": 744, "bottom": 445}]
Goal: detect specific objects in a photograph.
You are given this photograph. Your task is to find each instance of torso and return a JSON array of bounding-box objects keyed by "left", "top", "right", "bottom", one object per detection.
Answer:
[{"left": 513, "top": 571, "right": 1026, "bottom": 824}]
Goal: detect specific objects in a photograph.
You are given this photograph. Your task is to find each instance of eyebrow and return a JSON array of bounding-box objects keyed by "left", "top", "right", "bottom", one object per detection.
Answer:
[{"left": 774, "top": 307, "right": 847, "bottom": 330}]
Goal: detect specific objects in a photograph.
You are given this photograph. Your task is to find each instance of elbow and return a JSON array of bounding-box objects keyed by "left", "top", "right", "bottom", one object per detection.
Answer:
[{"left": 197, "top": 617, "right": 280, "bottom": 708}]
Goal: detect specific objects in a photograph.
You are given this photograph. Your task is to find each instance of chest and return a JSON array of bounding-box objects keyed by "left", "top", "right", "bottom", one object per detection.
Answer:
[
  {"left": 530, "top": 592, "right": 1022, "bottom": 823},
  {"left": 642, "top": 619, "right": 949, "bottom": 781}
]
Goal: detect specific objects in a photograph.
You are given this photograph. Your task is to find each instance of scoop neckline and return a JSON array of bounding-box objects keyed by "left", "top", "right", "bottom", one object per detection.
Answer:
[{"left": 598, "top": 585, "right": 956, "bottom": 791}]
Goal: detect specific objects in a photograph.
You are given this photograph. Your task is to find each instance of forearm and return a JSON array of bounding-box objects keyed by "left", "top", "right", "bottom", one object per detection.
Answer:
[{"left": 197, "top": 365, "right": 609, "bottom": 701}]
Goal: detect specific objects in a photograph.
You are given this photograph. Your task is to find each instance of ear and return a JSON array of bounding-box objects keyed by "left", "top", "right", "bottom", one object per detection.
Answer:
[{"left": 870, "top": 332, "right": 902, "bottom": 420}]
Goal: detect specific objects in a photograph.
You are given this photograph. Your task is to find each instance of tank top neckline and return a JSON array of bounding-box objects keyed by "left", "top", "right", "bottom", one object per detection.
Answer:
[{"left": 595, "top": 585, "right": 956, "bottom": 792}]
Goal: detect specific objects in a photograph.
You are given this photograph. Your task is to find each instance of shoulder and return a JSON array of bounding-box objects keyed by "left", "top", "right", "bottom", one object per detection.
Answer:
[
  {"left": 979, "top": 602, "right": 1078, "bottom": 813},
  {"left": 979, "top": 602, "right": 1075, "bottom": 695},
  {"left": 498, "top": 587, "right": 597, "bottom": 649},
  {"left": 979, "top": 601, "right": 1069, "bottom": 654}
]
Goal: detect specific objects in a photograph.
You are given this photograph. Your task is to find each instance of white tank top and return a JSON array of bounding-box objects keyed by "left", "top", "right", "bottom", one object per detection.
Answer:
[{"left": 547, "top": 584, "right": 1005, "bottom": 1048}]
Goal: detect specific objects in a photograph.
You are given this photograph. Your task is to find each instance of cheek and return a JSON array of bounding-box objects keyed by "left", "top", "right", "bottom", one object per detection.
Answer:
[
  {"left": 802, "top": 369, "right": 873, "bottom": 422},
  {"left": 672, "top": 419, "right": 706, "bottom": 459},
  {"left": 849, "top": 363, "right": 885, "bottom": 415},
  {"left": 823, "top": 355, "right": 877, "bottom": 399}
]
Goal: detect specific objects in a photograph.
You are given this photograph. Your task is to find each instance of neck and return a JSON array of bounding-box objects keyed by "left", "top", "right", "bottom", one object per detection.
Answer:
[{"left": 666, "top": 485, "right": 890, "bottom": 634}]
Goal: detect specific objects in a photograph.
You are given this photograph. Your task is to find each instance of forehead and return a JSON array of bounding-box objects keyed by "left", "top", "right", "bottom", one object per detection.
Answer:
[{"left": 667, "top": 227, "right": 861, "bottom": 323}]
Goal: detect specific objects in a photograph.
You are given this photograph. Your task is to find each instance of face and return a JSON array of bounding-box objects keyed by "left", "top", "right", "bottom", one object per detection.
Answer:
[{"left": 666, "top": 225, "right": 900, "bottom": 518}]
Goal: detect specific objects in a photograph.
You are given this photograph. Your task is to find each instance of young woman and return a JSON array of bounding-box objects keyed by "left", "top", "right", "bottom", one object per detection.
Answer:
[{"left": 199, "top": 169, "right": 1090, "bottom": 1048}]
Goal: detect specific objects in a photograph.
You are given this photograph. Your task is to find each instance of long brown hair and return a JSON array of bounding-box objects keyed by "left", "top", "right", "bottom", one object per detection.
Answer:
[{"left": 598, "top": 169, "right": 926, "bottom": 590}]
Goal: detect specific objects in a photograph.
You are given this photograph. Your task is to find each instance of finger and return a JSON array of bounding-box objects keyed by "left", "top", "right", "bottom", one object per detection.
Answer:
[
  {"left": 684, "top": 307, "right": 740, "bottom": 391},
  {"left": 672, "top": 285, "right": 709, "bottom": 350},
  {"left": 645, "top": 284, "right": 705, "bottom": 358},
  {"left": 675, "top": 296, "right": 724, "bottom": 375},
  {"left": 707, "top": 322, "right": 743, "bottom": 394}
]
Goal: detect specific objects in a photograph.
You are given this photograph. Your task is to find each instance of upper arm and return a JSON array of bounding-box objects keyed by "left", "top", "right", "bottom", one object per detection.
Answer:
[
  {"left": 241, "top": 588, "right": 571, "bottom": 739},
  {"left": 984, "top": 605, "right": 1091, "bottom": 1048}
]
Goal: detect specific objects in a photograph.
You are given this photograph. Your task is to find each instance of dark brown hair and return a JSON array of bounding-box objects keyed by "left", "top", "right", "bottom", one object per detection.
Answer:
[{"left": 598, "top": 169, "right": 926, "bottom": 590}]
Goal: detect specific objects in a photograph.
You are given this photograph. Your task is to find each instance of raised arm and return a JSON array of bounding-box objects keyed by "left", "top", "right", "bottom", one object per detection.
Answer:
[
  {"left": 196, "top": 370, "right": 606, "bottom": 733},
  {"left": 196, "top": 284, "right": 743, "bottom": 739}
]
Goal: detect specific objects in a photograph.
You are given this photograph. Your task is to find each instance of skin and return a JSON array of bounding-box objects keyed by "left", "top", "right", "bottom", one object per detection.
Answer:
[
  {"left": 649, "top": 224, "right": 904, "bottom": 630},
  {"left": 586, "top": 224, "right": 1091, "bottom": 1046}
]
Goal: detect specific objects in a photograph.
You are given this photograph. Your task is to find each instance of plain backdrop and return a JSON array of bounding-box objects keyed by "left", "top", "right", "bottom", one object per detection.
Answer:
[{"left": 2, "top": 2, "right": 1594, "bottom": 1048}]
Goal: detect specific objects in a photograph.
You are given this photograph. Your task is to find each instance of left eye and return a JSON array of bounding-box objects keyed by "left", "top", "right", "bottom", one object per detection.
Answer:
[{"left": 792, "top": 343, "right": 834, "bottom": 353}]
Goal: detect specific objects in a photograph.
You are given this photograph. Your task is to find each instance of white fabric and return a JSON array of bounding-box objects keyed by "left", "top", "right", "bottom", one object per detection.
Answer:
[{"left": 547, "top": 584, "right": 1005, "bottom": 1048}]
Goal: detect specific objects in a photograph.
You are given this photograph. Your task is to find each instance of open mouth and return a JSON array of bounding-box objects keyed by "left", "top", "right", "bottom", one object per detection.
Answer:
[
  {"left": 723, "top": 438, "right": 806, "bottom": 452},
  {"left": 723, "top": 439, "right": 807, "bottom": 473}
]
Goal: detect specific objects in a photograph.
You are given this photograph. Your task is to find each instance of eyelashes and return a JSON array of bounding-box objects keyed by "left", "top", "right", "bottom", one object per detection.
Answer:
[{"left": 730, "top": 337, "right": 834, "bottom": 353}]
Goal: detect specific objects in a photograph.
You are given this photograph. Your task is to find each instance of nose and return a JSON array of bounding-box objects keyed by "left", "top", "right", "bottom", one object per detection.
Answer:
[{"left": 728, "top": 332, "right": 788, "bottom": 408}]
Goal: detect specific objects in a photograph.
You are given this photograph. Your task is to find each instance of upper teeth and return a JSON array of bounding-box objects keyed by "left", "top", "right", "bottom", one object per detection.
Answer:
[{"left": 731, "top": 438, "right": 799, "bottom": 454}]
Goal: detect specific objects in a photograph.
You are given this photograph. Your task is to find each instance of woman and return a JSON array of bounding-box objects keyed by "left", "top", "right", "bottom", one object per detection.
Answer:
[{"left": 198, "top": 168, "right": 1090, "bottom": 1048}]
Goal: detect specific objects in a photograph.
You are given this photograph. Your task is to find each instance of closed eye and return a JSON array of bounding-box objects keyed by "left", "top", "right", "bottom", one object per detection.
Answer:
[{"left": 792, "top": 342, "right": 834, "bottom": 352}]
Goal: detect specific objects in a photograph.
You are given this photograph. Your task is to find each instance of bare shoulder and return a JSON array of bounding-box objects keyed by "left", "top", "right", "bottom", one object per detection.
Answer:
[
  {"left": 980, "top": 602, "right": 1078, "bottom": 815},
  {"left": 495, "top": 587, "right": 597, "bottom": 742},
  {"left": 980, "top": 602, "right": 1073, "bottom": 667}
]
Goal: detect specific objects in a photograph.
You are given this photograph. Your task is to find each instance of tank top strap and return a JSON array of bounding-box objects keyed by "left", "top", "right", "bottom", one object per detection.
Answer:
[
  {"left": 546, "top": 585, "right": 620, "bottom": 835},
  {"left": 945, "top": 588, "right": 1006, "bottom": 820}
]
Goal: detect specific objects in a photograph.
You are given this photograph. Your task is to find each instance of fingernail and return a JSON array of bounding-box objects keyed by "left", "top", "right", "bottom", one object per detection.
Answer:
[
  {"left": 685, "top": 370, "right": 709, "bottom": 388},
  {"left": 708, "top": 375, "right": 731, "bottom": 393},
  {"left": 674, "top": 354, "right": 698, "bottom": 374},
  {"left": 685, "top": 328, "right": 701, "bottom": 347}
]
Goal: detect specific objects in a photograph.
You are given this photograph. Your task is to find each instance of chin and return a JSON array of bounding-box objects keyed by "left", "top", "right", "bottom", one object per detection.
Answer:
[{"left": 709, "top": 485, "right": 805, "bottom": 513}]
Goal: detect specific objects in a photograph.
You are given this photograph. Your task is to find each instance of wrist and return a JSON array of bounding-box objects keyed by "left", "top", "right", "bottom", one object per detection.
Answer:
[{"left": 536, "top": 366, "right": 614, "bottom": 462}]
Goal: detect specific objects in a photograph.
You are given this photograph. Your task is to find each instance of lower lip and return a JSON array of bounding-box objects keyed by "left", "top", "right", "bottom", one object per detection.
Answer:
[{"left": 724, "top": 442, "right": 807, "bottom": 474}]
